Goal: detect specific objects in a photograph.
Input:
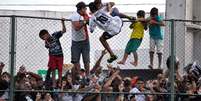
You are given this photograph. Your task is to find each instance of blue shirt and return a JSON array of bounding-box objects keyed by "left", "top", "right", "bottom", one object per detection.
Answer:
[
  {"left": 45, "top": 31, "right": 63, "bottom": 56},
  {"left": 148, "top": 16, "right": 163, "bottom": 40}
]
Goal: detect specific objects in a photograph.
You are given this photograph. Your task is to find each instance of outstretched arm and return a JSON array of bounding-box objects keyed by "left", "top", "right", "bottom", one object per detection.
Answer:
[
  {"left": 72, "top": 20, "right": 88, "bottom": 31},
  {"left": 129, "top": 22, "right": 135, "bottom": 29},
  {"left": 103, "top": 69, "right": 120, "bottom": 90},
  {"left": 89, "top": 17, "right": 97, "bottom": 33},
  {"left": 149, "top": 17, "right": 165, "bottom": 26},
  {"left": 61, "top": 18, "right": 66, "bottom": 33},
  {"left": 150, "top": 20, "right": 165, "bottom": 26},
  {"left": 0, "top": 62, "right": 5, "bottom": 75},
  {"left": 90, "top": 50, "right": 107, "bottom": 74}
]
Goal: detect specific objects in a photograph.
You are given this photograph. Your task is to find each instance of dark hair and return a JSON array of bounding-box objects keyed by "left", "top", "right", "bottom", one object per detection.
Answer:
[
  {"left": 80, "top": 68, "right": 85, "bottom": 72},
  {"left": 150, "top": 7, "right": 158, "bottom": 17},
  {"left": 137, "top": 10, "right": 145, "bottom": 18},
  {"left": 94, "top": 0, "right": 102, "bottom": 8},
  {"left": 76, "top": 2, "right": 87, "bottom": 11},
  {"left": 166, "top": 56, "right": 179, "bottom": 70},
  {"left": 88, "top": 2, "right": 98, "bottom": 13},
  {"left": 94, "top": 0, "right": 102, "bottom": 5},
  {"left": 39, "top": 29, "right": 48, "bottom": 39},
  {"left": 137, "top": 77, "right": 144, "bottom": 83},
  {"left": 123, "top": 79, "right": 131, "bottom": 87},
  {"left": 2, "top": 72, "right": 11, "bottom": 78}
]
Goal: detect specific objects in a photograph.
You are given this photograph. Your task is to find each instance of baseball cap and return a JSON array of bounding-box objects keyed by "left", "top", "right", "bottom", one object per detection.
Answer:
[{"left": 76, "top": 2, "right": 87, "bottom": 10}]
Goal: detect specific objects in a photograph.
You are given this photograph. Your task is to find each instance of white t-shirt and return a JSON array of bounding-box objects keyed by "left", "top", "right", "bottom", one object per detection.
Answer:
[
  {"left": 69, "top": 12, "right": 88, "bottom": 41},
  {"left": 129, "top": 87, "right": 146, "bottom": 101},
  {"left": 89, "top": 6, "right": 123, "bottom": 36},
  {"left": 72, "top": 85, "right": 83, "bottom": 101},
  {"left": 60, "top": 94, "right": 73, "bottom": 101}
]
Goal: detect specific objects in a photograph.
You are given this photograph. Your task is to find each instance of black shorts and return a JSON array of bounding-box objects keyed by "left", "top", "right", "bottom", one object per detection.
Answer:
[{"left": 102, "top": 32, "right": 114, "bottom": 39}]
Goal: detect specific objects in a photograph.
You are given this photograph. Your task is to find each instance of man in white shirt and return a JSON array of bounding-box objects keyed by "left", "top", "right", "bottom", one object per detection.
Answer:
[
  {"left": 69, "top": 2, "right": 90, "bottom": 80},
  {"left": 88, "top": 2, "right": 123, "bottom": 63},
  {"left": 129, "top": 78, "right": 146, "bottom": 101}
]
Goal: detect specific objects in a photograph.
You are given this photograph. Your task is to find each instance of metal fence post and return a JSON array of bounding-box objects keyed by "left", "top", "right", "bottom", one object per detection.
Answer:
[
  {"left": 9, "top": 15, "right": 16, "bottom": 101},
  {"left": 170, "top": 19, "right": 175, "bottom": 101}
]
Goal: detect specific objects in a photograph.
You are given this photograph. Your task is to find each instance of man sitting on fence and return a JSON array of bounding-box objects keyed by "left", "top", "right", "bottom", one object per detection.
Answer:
[{"left": 88, "top": 2, "right": 123, "bottom": 63}]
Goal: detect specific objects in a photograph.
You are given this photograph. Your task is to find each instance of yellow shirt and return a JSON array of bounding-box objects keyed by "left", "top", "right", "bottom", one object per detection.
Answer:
[{"left": 130, "top": 21, "right": 144, "bottom": 39}]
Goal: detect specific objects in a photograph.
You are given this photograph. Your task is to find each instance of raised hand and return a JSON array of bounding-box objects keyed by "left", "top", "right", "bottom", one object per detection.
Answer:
[
  {"left": 0, "top": 62, "right": 5, "bottom": 70},
  {"left": 101, "top": 49, "right": 107, "bottom": 56}
]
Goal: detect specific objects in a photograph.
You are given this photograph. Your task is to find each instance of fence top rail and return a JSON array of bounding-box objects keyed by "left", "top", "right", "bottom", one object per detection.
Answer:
[
  {"left": 164, "top": 19, "right": 201, "bottom": 22},
  {"left": 0, "top": 15, "right": 71, "bottom": 21},
  {"left": 1, "top": 15, "right": 201, "bottom": 22}
]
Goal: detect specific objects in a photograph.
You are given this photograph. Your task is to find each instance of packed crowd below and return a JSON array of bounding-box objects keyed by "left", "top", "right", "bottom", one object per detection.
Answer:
[{"left": 1, "top": 54, "right": 201, "bottom": 101}]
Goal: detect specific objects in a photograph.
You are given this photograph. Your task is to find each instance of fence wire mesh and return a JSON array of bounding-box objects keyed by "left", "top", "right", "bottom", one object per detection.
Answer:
[
  {"left": 1, "top": 15, "right": 201, "bottom": 101},
  {"left": 0, "top": 17, "right": 11, "bottom": 73}
]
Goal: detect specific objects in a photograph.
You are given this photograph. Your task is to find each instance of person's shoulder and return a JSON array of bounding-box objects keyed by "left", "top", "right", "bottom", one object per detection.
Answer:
[
  {"left": 52, "top": 31, "right": 62, "bottom": 35},
  {"left": 156, "top": 16, "right": 163, "bottom": 21},
  {"left": 130, "top": 87, "right": 140, "bottom": 93},
  {"left": 70, "top": 12, "right": 80, "bottom": 17},
  {"left": 90, "top": 15, "right": 96, "bottom": 20}
]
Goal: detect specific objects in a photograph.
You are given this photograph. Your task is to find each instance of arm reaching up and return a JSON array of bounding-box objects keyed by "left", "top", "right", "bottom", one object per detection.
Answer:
[
  {"left": 61, "top": 18, "right": 66, "bottom": 33},
  {"left": 90, "top": 49, "right": 107, "bottom": 74}
]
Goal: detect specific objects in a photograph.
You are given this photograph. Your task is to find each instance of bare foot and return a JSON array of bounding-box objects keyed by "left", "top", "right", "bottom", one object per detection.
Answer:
[
  {"left": 117, "top": 61, "right": 125, "bottom": 65},
  {"left": 130, "top": 61, "right": 138, "bottom": 66}
]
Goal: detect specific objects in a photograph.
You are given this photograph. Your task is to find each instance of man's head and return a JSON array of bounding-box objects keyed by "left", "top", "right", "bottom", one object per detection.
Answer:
[
  {"left": 18, "top": 65, "right": 27, "bottom": 74},
  {"left": 123, "top": 77, "right": 131, "bottom": 88},
  {"left": 88, "top": 2, "right": 98, "bottom": 13},
  {"left": 39, "top": 29, "right": 50, "bottom": 40},
  {"left": 166, "top": 56, "right": 180, "bottom": 70},
  {"left": 1, "top": 72, "right": 10, "bottom": 82},
  {"left": 184, "top": 62, "right": 201, "bottom": 81},
  {"left": 80, "top": 68, "right": 86, "bottom": 76},
  {"left": 137, "top": 10, "right": 145, "bottom": 18},
  {"left": 150, "top": 7, "right": 158, "bottom": 17},
  {"left": 76, "top": 1, "right": 87, "bottom": 15},
  {"left": 94, "top": 0, "right": 102, "bottom": 9},
  {"left": 135, "top": 77, "right": 145, "bottom": 90}
]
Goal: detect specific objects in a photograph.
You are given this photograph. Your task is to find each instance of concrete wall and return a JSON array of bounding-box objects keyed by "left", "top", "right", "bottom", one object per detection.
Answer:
[
  {"left": 193, "top": 0, "right": 201, "bottom": 63},
  {"left": 165, "top": 0, "right": 186, "bottom": 69},
  {"left": 165, "top": 0, "right": 201, "bottom": 70},
  {"left": 185, "top": 0, "right": 194, "bottom": 65}
]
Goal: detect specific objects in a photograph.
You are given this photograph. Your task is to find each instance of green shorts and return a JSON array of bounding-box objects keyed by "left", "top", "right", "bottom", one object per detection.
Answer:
[{"left": 125, "top": 38, "right": 142, "bottom": 54}]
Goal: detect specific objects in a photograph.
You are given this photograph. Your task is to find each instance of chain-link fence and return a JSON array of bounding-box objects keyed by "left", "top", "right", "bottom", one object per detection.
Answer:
[
  {"left": 0, "top": 16, "right": 10, "bottom": 72},
  {"left": 1, "top": 15, "right": 201, "bottom": 101}
]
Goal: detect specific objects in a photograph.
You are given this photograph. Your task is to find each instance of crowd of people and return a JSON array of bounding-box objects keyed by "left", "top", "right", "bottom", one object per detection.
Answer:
[
  {"left": 1, "top": 54, "right": 201, "bottom": 101},
  {"left": 1, "top": 0, "right": 201, "bottom": 101}
]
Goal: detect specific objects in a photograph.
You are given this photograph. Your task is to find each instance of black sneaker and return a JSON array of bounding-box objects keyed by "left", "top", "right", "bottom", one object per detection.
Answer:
[{"left": 107, "top": 55, "right": 118, "bottom": 63}]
